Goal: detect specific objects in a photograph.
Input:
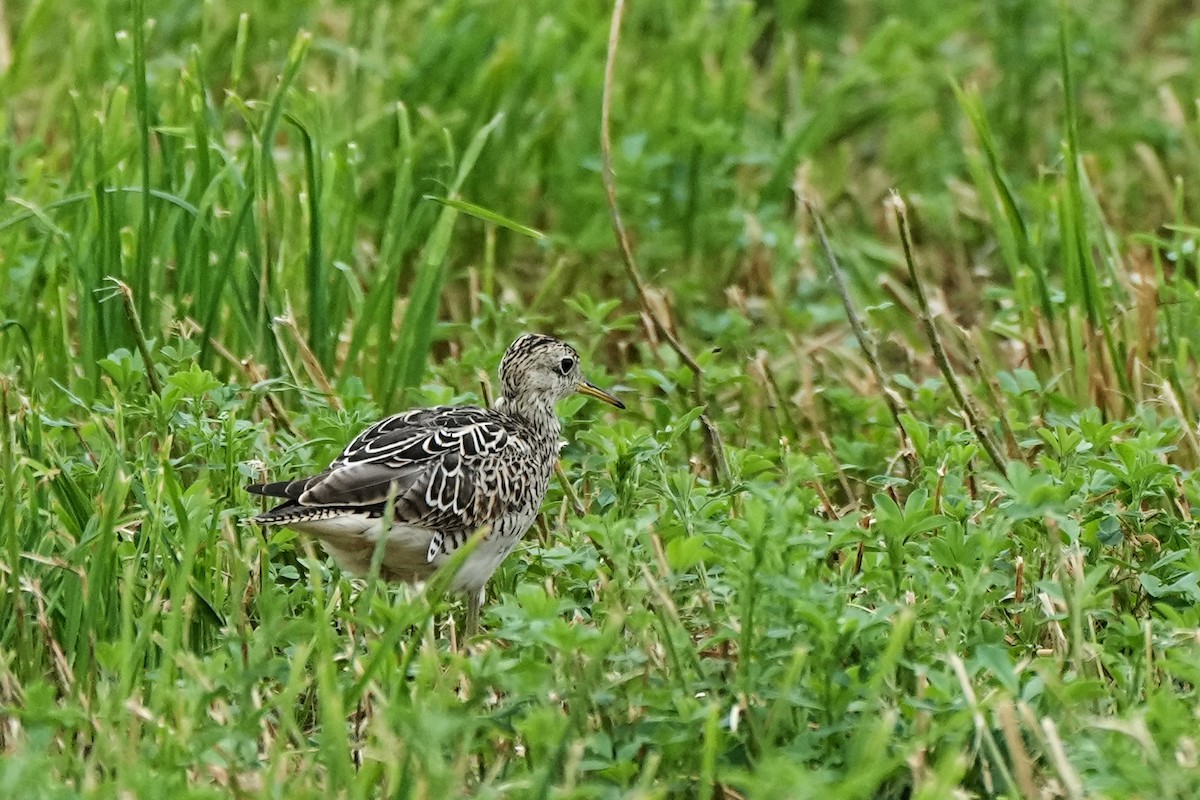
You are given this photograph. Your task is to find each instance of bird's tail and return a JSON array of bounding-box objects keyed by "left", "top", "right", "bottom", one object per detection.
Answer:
[{"left": 244, "top": 476, "right": 317, "bottom": 525}]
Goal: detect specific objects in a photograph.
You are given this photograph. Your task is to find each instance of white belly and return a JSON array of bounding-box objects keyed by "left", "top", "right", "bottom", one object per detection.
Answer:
[
  {"left": 430, "top": 509, "right": 537, "bottom": 592},
  {"left": 444, "top": 539, "right": 515, "bottom": 592},
  {"left": 287, "top": 510, "right": 534, "bottom": 592}
]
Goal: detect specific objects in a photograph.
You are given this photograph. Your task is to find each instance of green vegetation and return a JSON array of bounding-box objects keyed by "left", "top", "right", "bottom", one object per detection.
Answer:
[{"left": 4, "top": 0, "right": 1200, "bottom": 796}]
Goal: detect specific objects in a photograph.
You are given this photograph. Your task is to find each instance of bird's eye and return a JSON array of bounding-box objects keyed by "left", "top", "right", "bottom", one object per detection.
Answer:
[{"left": 558, "top": 356, "right": 576, "bottom": 375}]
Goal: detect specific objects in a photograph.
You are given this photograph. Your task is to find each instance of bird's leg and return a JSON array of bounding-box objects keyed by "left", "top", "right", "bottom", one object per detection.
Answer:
[{"left": 465, "top": 587, "right": 484, "bottom": 639}]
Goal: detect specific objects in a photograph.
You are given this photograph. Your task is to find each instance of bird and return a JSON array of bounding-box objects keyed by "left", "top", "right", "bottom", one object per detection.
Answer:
[{"left": 245, "top": 333, "right": 624, "bottom": 636}]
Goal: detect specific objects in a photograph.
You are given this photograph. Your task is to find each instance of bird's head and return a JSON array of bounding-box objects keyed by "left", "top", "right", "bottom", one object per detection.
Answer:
[{"left": 498, "top": 333, "right": 624, "bottom": 410}]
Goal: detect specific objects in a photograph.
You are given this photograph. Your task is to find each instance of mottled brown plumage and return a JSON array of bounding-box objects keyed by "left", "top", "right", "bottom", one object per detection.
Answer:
[{"left": 246, "top": 333, "right": 623, "bottom": 634}]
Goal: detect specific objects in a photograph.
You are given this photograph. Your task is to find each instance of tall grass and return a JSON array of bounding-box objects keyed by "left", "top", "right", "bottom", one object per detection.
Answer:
[{"left": 3, "top": 1, "right": 1200, "bottom": 797}]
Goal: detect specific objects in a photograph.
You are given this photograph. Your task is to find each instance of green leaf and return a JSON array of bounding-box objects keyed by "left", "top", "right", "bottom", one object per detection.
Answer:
[
  {"left": 422, "top": 195, "right": 547, "bottom": 240},
  {"left": 665, "top": 535, "right": 711, "bottom": 572}
]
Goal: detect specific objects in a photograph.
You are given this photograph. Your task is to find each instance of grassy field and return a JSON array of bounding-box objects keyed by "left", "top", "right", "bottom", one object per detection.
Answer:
[{"left": 4, "top": 0, "right": 1200, "bottom": 796}]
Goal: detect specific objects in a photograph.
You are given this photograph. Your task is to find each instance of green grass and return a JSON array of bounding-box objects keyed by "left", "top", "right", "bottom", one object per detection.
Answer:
[{"left": 4, "top": 0, "right": 1200, "bottom": 797}]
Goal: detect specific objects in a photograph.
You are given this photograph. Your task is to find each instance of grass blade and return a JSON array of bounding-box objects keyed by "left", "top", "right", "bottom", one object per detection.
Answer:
[{"left": 386, "top": 112, "right": 504, "bottom": 404}]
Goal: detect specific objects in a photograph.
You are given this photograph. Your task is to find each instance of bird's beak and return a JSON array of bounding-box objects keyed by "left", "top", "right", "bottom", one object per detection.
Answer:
[{"left": 576, "top": 380, "right": 625, "bottom": 409}]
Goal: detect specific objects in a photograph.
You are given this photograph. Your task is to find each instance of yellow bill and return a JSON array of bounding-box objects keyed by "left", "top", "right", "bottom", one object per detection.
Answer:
[{"left": 576, "top": 380, "right": 625, "bottom": 409}]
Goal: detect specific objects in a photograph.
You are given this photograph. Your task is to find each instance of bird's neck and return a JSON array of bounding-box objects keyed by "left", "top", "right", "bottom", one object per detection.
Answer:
[{"left": 496, "top": 393, "right": 561, "bottom": 439}]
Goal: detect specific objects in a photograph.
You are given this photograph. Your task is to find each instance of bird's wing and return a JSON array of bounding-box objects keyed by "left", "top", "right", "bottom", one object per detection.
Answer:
[
  {"left": 251, "top": 407, "right": 524, "bottom": 531},
  {"left": 329, "top": 406, "right": 504, "bottom": 469}
]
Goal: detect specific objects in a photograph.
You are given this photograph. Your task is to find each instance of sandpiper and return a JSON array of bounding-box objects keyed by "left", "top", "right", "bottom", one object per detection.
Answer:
[{"left": 246, "top": 333, "right": 624, "bottom": 634}]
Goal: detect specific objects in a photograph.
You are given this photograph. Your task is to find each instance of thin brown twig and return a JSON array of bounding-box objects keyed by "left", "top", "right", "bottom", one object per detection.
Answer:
[
  {"left": 600, "top": 0, "right": 728, "bottom": 485},
  {"left": 275, "top": 310, "right": 343, "bottom": 412},
  {"left": 801, "top": 200, "right": 912, "bottom": 453},
  {"left": 207, "top": 332, "right": 298, "bottom": 436},
  {"left": 964, "top": 331, "right": 1022, "bottom": 460},
  {"left": 746, "top": 351, "right": 791, "bottom": 441},
  {"left": 107, "top": 277, "right": 162, "bottom": 396},
  {"left": 477, "top": 370, "right": 494, "bottom": 406},
  {"left": 554, "top": 462, "right": 586, "bottom": 517},
  {"left": 889, "top": 192, "right": 1008, "bottom": 477}
]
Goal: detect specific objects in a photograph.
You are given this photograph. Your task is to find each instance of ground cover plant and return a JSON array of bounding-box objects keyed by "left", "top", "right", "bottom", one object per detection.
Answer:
[{"left": 3, "top": 0, "right": 1200, "bottom": 797}]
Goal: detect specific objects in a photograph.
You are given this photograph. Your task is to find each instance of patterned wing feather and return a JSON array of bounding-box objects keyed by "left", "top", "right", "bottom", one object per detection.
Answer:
[
  {"left": 275, "top": 406, "right": 520, "bottom": 530},
  {"left": 333, "top": 407, "right": 498, "bottom": 465}
]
